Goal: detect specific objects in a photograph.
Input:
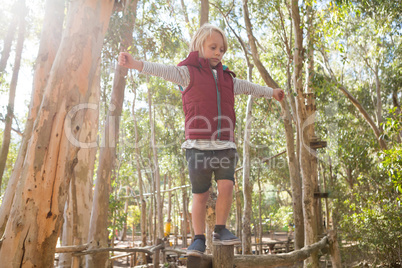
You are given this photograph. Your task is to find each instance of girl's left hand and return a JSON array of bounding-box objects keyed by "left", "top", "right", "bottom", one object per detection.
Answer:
[{"left": 273, "top": 88, "right": 285, "bottom": 102}]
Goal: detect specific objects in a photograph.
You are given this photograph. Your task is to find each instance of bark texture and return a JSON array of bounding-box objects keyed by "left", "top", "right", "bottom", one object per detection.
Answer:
[
  {"left": 0, "top": 1, "right": 114, "bottom": 266},
  {"left": 234, "top": 235, "right": 328, "bottom": 268},
  {"left": 213, "top": 245, "right": 234, "bottom": 268},
  {"left": 59, "top": 63, "right": 100, "bottom": 267}
]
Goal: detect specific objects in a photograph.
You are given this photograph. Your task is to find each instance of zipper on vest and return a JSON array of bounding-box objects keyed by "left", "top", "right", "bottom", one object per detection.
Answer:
[{"left": 210, "top": 67, "right": 221, "bottom": 140}]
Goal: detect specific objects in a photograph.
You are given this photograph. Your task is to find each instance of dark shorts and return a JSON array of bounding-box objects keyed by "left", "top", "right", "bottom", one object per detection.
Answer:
[{"left": 185, "top": 148, "right": 239, "bottom": 194}]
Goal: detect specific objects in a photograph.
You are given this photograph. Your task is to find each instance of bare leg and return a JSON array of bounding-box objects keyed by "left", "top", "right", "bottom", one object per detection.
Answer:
[
  {"left": 191, "top": 191, "right": 210, "bottom": 235},
  {"left": 215, "top": 180, "right": 234, "bottom": 225}
]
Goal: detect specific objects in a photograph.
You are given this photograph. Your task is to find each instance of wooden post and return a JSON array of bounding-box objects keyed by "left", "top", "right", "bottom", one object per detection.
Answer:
[
  {"left": 187, "top": 255, "right": 213, "bottom": 268},
  {"left": 130, "top": 253, "right": 135, "bottom": 267},
  {"left": 153, "top": 238, "right": 163, "bottom": 267},
  {"left": 213, "top": 245, "right": 234, "bottom": 268}
]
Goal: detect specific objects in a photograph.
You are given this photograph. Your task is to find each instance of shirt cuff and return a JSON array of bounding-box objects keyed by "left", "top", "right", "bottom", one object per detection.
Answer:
[
  {"left": 263, "top": 86, "right": 274, "bottom": 98},
  {"left": 139, "top": 61, "right": 151, "bottom": 74}
]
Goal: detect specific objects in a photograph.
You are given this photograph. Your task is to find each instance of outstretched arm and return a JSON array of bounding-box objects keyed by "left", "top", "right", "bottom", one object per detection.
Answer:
[
  {"left": 234, "top": 78, "right": 284, "bottom": 101},
  {"left": 118, "top": 52, "right": 190, "bottom": 88}
]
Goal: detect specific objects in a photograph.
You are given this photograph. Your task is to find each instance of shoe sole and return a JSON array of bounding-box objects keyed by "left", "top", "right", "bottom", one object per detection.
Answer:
[
  {"left": 212, "top": 239, "right": 241, "bottom": 246},
  {"left": 186, "top": 250, "right": 205, "bottom": 257}
]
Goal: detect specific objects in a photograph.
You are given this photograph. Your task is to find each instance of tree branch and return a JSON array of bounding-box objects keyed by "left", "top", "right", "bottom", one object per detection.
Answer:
[
  {"left": 320, "top": 49, "right": 387, "bottom": 150},
  {"left": 0, "top": 118, "right": 23, "bottom": 137}
]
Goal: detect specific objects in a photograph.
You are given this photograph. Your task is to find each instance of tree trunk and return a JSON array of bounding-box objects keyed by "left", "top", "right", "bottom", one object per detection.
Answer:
[
  {"left": 60, "top": 188, "right": 74, "bottom": 268},
  {"left": 146, "top": 81, "right": 164, "bottom": 241},
  {"left": 0, "top": 1, "right": 21, "bottom": 73},
  {"left": 306, "top": 3, "right": 323, "bottom": 237},
  {"left": 374, "top": 65, "right": 383, "bottom": 131},
  {"left": 392, "top": 90, "right": 402, "bottom": 142},
  {"left": 86, "top": 70, "right": 125, "bottom": 267},
  {"left": 320, "top": 162, "right": 330, "bottom": 229},
  {"left": 131, "top": 85, "right": 147, "bottom": 265},
  {"left": 120, "top": 186, "right": 130, "bottom": 241},
  {"left": 86, "top": 0, "right": 138, "bottom": 265},
  {"left": 0, "top": 0, "right": 64, "bottom": 237},
  {"left": 328, "top": 230, "right": 342, "bottom": 268},
  {"left": 291, "top": 0, "right": 319, "bottom": 266},
  {"left": 0, "top": 1, "right": 114, "bottom": 266},
  {"left": 200, "top": 0, "right": 209, "bottom": 26},
  {"left": 59, "top": 63, "right": 99, "bottom": 267},
  {"left": 242, "top": 95, "right": 254, "bottom": 255},
  {"left": 242, "top": 0, "right": 304, "bottom": 250},
  {"left": 257, "top": 172, "right": 263, "bottom": 255},
  {"left": 86, "top": 22, "right": 130, "bottom": 268},
  {"left": 0, "top": 2, "right": 26, "bottom": 187},
  {"left": 179, "top": 172, "right": 188, "bottom": 248},
  {"left": 206, "top": 188, "right": 216, "bottom": 253},
  {"left": 167, "top": 175, "right": 172, "bottom": 231},
  {"left": 147, "top": 171, "right": 154, "bottom": 244},
  {"left": 234, "top": 177, "right": 242, "bottom": 254}
]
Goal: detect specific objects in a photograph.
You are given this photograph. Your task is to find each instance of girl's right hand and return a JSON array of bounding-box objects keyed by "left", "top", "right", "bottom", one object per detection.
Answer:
[{"left": 118, "top": 52, "right": 142, "bottom": 70}]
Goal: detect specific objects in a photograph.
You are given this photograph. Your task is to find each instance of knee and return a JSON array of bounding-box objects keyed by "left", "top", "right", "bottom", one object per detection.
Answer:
[
  {"left": 217, "top": 180, "right": 234, "bottom": 195},
  {"left": 193, "top": 191, "right": 210, "bottom": 203}
]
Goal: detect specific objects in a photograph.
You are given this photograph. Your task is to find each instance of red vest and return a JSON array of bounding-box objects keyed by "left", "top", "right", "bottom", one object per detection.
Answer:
[{"left": 178, "top": 51, "right": 236, "bottom": 142}]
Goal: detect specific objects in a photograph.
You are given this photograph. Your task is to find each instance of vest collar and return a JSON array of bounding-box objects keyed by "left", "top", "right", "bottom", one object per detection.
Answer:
[
  {"left": 178, "top": 51, "right": 236, "bottom": 77},
  {"left": 178, "top": 51, "right": 221, "bottom": 68}
]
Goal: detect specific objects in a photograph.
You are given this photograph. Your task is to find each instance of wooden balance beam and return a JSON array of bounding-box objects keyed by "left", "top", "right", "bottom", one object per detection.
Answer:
[
  {"left": 186, "top": 233, "right": 339, "bottom": 268},
  {"left": 187, "top": 244, "right": 234, "bottom": 268}
]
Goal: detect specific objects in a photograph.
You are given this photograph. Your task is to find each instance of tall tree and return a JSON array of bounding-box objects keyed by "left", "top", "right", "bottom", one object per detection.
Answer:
[
  {"left": 146, "top": 80, "right": 164, "bottom": 243},
  {"left": 131, "top": 88, "right": 147, "bottom": 250},
  {"left": 0, "top": 0, "right": 26, "bottom": 186},
  {"left": 242, "top": 0, "right": 304, "bottom": 250},
  {"left": 0, "top": 1, "right": 114, "bottom": 266},
  {"left": 59, "top": 64, "right": 100, "bottom": 268},
  {"left": 242, "top": 93, "right": 254, "bottom": 255},
  {"left": 86, "top": 1, "right": 138, "bottom": 266},
  {"left": 0, "top": 0, "right": 65, "bottom": 237},
  {"left": 291, "top": 0, "right": 319, "bottom": 266}
]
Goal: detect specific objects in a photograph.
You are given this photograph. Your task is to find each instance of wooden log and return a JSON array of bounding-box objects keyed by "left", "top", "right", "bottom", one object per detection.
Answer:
[
  {"left": 109, "top": 253, "right": 133, "bottom": 260},
  {"left": 187, "top": 255, "right": 213, "bottom": 268},
  {"left": 213, "top": 245, "right": 234, "bottom": 268},
  {"left": 71, "top": 246, "right": 153, "bottom": 256},
  {"left": 55, "top": 244, "right": 89, "bottom": 253},
  {"left": 233, "top": 235, "right": 328, "bottom": 268}
]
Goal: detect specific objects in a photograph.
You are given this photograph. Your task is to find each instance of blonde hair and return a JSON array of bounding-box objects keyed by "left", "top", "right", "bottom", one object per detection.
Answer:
[{"left": 189, "top": 23, "right": 228, "bottom": 56}]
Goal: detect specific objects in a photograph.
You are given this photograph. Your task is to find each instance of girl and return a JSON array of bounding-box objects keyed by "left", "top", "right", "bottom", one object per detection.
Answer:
[{"left": 119, "top": 23, "right": 284, "bottom": 257}]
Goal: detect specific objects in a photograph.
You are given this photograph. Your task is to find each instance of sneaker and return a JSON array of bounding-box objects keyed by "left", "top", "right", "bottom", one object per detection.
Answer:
[
  {"left": 213, "top": 228, "right": 241, "bottom": 245},
  {"left": 187, "top": 238, "right": 206, "bottom": 257}
]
